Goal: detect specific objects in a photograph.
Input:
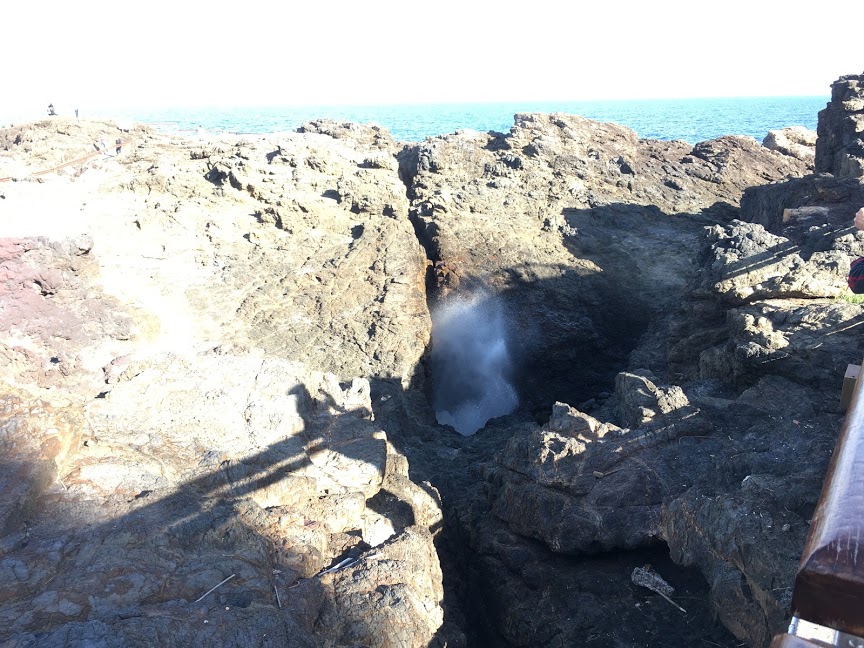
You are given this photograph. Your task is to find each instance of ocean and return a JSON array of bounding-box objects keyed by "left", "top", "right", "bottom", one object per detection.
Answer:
[{"left": 105, "top": 96, "right": 826, "bottom": 145}]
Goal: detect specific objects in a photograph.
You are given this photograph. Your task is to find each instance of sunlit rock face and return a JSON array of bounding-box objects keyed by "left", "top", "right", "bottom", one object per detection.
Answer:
[{"left": 429, "top": 292, "right": 519, "bottom": 435}]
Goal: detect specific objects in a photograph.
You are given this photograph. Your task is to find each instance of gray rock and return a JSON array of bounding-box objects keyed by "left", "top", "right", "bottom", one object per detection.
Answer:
[
  {"left": 0, "top": 121, "right": 446, "bottom": 648},
  {"left": 695, "top": 220, "right": 847, "bottom": 303},
  {"left": 614, "top": 369, "right": 690, "bottom": 427},
  {"left": 3, "top": 82, "right": 861, "bottom": 648},
  {"left": 816, "top": 71, "right": 864, "bottom": 178},
  {"left": 0, "top": 361, "right": 446, "bottom": 647}
]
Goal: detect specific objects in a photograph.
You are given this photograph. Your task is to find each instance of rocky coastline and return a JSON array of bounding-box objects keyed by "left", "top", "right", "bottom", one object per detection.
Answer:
[{"left": 1, "top": 71, "right": 863, "bottom": 648}]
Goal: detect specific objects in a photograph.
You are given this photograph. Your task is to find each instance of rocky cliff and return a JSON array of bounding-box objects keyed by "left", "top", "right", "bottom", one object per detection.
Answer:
[
  {"left": 0, "top": 79, "right": 860, "bottom": 648},
  {"left": 816, "top": 72, "right": 864, "bottom": 178}
]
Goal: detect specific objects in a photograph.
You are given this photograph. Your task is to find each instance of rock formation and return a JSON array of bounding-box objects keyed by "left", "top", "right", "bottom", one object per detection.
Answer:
[
  {"left": 763, "top": 126, "right": 816, "bottom": 162},
  {"left": 399, "top": 113, "right": 808, "bottom": 412},
  {"left": 0, "top": 118, "right": 450, "bottom": 648},
  {"left": 388, "top": 105, "right": 859, "bottom": 647},
  {"left": 815, "top": 71, "right": 864, "bottom": 178},
  {"left": 1, "top": 77, "right": 860, "bottom": 648}
]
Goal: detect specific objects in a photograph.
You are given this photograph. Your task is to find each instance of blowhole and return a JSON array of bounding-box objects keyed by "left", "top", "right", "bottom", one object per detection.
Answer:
[{"left": 429, "top": 291, "right": 519, "bottom": 435}]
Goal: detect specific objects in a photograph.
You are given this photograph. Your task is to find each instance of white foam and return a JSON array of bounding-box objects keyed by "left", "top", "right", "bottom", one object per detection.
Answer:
[{"left": 431, "top": 292, "right": 519, "bottom": 435}]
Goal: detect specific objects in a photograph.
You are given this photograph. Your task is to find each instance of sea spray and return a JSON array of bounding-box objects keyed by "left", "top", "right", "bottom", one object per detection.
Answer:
[{"left": 430, "top": 292, "right": 519, "bottom": 435}]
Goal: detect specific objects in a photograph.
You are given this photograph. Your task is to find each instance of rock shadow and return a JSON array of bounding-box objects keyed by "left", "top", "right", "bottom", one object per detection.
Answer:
[
  {"left": 708, "top": 222, "right": 858, "bottom": 282},
  {"left": 0, "top": 377, "right": 442, "bottom": 646}
]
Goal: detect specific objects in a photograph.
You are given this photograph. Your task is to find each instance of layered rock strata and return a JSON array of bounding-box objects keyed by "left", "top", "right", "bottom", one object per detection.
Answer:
[{"left": 815, "top": 71, "right": 864, "bottom": 178}]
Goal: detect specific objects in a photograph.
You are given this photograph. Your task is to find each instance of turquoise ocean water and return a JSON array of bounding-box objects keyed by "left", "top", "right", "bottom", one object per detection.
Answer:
[{"left": 110, "top": 96, "right": 827, "bottom": 144}]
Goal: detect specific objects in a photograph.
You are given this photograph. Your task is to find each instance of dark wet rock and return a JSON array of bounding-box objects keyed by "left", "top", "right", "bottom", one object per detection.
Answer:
[{"left": 434, "top": 362, "right": 842, "bottom": 647}]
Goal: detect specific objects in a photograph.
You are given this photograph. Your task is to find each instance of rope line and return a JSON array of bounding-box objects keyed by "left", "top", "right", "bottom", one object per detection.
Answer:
[{"left": 0, "top": 140, "right": 127, "bottom": 183}]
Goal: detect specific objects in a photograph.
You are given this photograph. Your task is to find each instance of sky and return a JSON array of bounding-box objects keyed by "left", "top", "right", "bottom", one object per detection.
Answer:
[{"left": 2, "top": 0, "right": 861, "bottom": 119}]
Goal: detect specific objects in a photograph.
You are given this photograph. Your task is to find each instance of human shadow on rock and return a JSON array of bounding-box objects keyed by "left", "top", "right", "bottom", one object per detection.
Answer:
[{"left": 0, "top": 379, "right": 431, "bottom": 647}]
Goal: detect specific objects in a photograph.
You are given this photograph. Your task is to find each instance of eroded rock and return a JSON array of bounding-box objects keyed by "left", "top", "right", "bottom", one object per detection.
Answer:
[
  {"left": 0, "top": 88, "right": 858, "bottom": 648},
  {"left": 762, "top": 126, "right": 816, "bottom": 162},
  {"left": 0, "top": 362, "right": 446, "bottom": 647},
  {"left": 0, "top": 120, "right": 446, "bottom": 648},
  {"left": 816, "top": 71, "right": 864, "bottom": 178}
]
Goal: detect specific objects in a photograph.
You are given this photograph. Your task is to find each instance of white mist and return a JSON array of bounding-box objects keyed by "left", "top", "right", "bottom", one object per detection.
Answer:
[{"left": 430, "top": 292, "right": 519, "bottom": 435}]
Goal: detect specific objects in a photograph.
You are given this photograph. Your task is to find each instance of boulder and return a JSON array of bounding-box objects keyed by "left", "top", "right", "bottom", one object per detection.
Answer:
[
  {"left": 695, "top": 220, "right": 848, "bottom": 304},
  {"left": 614, "top": 369, "right": 690, "bottom": 427},
  {"left": 762, "top": 126, "right": 816, "bottom": 163}
]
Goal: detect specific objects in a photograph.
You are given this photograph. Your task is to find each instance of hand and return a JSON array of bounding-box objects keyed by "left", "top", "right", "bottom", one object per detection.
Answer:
[{"left": 856, "top": 208, "right": 864, "bottom": 231}]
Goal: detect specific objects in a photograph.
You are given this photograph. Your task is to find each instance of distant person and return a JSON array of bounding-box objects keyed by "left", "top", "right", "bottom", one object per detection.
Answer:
[
  {"left": 115, "top": 139, "right": 122, "bottom": 154},
  {"left": 75, "top": 108, "right": 79, "bottom": 119},
  {"left": 47, "top": 103, "right": 56, "bottom": 116}
]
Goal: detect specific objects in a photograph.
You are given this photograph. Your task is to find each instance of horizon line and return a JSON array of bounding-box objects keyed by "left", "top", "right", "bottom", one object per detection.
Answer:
[
  {"left": 3, "top": 93, "right": 828, "bottom": 116},
  {"left": 123, "top": 93, "right": 832, "bottom": 110}
]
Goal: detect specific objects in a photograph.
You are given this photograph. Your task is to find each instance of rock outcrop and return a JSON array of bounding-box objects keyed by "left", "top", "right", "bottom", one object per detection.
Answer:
[
  {"left": 762, "top": 126, "right": 816, "bottom": 162},
  {"left": 0, "top": 118, "right": 451, "bottom": 648},
  {"left": 1, "top": 368, "right": 446, "bottom": 647},
  {"left": 815, "top": 71, "right": 864, "bottom": 178},
  {"left": 398, "top": 113, "right": 809, "bottom": 412},
  {"left": 388, "top": 88, "right": 857, "bottom": 648},
  {"left": 1, "top": 78, "right": 859, "bottom": 648}
]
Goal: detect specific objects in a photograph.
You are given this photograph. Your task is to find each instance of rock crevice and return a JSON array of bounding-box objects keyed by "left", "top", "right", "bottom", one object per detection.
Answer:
[{"left": 2, "top": 77, "right": 862, "bottom": 647}]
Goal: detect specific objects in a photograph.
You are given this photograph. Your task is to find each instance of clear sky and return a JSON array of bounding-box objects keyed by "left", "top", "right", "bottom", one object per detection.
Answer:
[{"left": 2, "top": 0, "right": 861, "bottom": 119}]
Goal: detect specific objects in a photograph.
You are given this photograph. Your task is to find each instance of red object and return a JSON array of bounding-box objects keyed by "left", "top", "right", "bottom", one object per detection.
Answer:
[{"left": 848, "top": 257, "right": 864, "bottom": 294}]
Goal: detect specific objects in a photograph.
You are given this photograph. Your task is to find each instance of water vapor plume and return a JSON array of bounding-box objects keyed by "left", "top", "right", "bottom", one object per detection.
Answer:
[{"left": 430, "top": 292, "right": 519, "bottom": 435}]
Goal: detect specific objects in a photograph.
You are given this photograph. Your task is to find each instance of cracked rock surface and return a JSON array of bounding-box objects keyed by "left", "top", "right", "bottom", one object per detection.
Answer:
[
  {"left": 1, "top": 91, "right": 862, "bottom": 648},
  {"left": 0, "top": 118, "right": 449, "bottom": 647}
]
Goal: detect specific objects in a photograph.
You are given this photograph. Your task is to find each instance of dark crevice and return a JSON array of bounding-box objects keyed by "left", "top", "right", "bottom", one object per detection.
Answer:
[{"left": 387, "top": 150, "right": 730, "bottom": 646}]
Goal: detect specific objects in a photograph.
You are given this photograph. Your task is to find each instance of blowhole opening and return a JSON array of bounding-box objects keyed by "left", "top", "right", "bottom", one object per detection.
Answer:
[
  {"left": 427, "top": 281, "right": 654, "bottom": 434},
  {"left": 429, "top": 291, "right": 519, "bottom": 435}
]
